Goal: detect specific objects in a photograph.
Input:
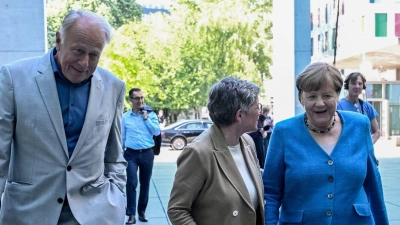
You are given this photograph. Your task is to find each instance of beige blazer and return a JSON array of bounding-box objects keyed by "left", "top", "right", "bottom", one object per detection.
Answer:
[
  {"left": 168, "top": 124, "right": 265, "bottom": 225},
  {"left": 0, "top": 50, "right": 127, "bottom": 225}
]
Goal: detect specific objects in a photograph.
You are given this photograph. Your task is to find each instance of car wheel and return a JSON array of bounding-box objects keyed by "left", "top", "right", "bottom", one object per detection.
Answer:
[{"left": 171, "top": 137, "right": 187, "bottom": 150}]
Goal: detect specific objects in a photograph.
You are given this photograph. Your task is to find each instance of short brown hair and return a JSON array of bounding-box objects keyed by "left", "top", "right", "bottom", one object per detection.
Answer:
[
  {"left": 296, "top": 62, "right": 343, "bottom": 103},
  {"left": 262, "top": 106, "right": 270, "bottom": 114}
]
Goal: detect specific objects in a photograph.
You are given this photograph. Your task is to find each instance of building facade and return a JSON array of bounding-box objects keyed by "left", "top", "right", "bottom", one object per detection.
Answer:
[
  {"left": 137, "top": 0, "right": 400, "bottom": 135},
  {"left": 136, "top": 0, "right": 170, "bottom": 15},
  {"left": 310, "top": 0, "right": 400, "bottom": 138},
  {"left": 269, "top": 1, "right": 311, "bottom": 123},
  {"left": 0, "top": 0, "right": 46, "bottom": 66}
]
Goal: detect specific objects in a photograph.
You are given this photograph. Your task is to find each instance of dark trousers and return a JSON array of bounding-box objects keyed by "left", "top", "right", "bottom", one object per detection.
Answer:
[
  {"left": 124, "top": 148, "right": 154, "bottom": 216},
  {"left": 57, "top": 201, "right": 79, "bottom": 225},
  {"left": 252, "top": 136, "right": 265, "bottom": 169},
  {"left": 264, "top": 133, "right": 272, "bottom": 156}
]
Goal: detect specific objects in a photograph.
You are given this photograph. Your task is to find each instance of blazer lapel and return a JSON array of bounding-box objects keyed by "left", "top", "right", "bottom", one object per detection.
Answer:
[
  {"left": 210, "top": 125, "right": 255, "bottom": 210},
  {"left": 69, "top": 70, "right": 103, "bottom": 161},
  {"left": 35, "top": 52, "right": 68, "bottom": 156}
]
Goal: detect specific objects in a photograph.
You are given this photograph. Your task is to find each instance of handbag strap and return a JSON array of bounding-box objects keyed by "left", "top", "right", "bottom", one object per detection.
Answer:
[{"left": 358, "top": 98, "right": 365, "bottom": 115}]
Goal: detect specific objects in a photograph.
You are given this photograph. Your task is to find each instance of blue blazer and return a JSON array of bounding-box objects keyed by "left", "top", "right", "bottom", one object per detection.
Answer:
[{"left": 262, "top": 111, "right": 389, "bottom": 225}]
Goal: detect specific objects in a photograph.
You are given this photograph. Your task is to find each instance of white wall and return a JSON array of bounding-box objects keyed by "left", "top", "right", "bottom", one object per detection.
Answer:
[
  {"left": 0, "top": 0, "right": 46, "bottom": 66},
  {"left": 271, "top": 0, "right": 296, "bottom": 123}
]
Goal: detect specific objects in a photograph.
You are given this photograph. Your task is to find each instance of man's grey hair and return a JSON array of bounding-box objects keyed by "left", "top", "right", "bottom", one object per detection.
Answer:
[
  {"left": 59, "top": 9, "right": 112, "bottom": 44},
  {"left": 207, "top": 77, "right": 260, "bottom": 127}
]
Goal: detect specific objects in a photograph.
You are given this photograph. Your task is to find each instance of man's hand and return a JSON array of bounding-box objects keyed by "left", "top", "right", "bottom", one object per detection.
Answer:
[{"left": 141, "top": 110, "right": 148, "bottom": 120}]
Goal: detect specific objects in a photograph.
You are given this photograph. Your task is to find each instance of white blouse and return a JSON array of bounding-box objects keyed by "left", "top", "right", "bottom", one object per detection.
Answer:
[{"left": 228, "top": 144, "right": 259, "bottom": 210}]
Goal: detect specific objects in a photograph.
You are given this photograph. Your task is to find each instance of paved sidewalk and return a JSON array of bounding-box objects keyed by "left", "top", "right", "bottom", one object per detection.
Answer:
[
  {"left": 124, "top": 150, "right": 179, "bottom": 225},
  {"left": 130, "top": 139, "right": 400, "bottom": 225},
  {"left": 374, "top": 139, "right": 400, "bottom": 225}
]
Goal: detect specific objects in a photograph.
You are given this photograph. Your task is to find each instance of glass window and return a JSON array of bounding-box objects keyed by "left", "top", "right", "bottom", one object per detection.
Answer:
[
  {"left": 395, "top": 14, "right": 400, "bottom": 37},
  {"left": 366, "top": 84, "right": 382, "bottom": 98},
  {"left": 375, "top": 13, "right": 388, "bottom": 37},
  {"left": 387, "top": 83, "right": 400, "bottom": 135},
  {"left": 386, "top": 84, "right": 400, "bottom": 103},
  {"left": 341, "top": 1, "right": 344, "bottom": 15},
  {"left": 186, "top": 123, "right": 202, "bottom": 129},
  {"left": 177, "top": 124, "right": 188, "bottom": 129},
  {"left": 325, "top": 4, "right": 328, "bottom": 23},
  {"left": 318, "top": 35, "right": 321, "bottom": 52},
  {"left": 311, "top": 38, "right": 314, "bottom": 56}
]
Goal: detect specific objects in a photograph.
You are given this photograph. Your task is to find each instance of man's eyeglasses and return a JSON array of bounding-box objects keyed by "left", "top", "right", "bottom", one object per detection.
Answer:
[{"left": 130, "top": 96, "right": 144, "bottom": 101}]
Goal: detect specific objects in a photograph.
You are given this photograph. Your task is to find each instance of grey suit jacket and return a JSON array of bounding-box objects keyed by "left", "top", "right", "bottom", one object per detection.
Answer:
[
  {"left": 0, "top": 50, "right": 127, "bottom": 225},
  {"left": 168, "top": 124, "right": 265, "bottom": 225}
]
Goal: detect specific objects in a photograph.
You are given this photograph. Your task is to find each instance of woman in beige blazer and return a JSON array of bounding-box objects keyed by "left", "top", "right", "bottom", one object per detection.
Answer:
[{"left": 168, "top": 77, "right": 265, "bottom": 225}]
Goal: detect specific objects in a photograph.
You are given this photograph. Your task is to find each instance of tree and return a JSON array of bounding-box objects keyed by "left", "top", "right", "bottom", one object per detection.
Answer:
[
  {"left": 102, "top": 13, "right": 181, "bottom": 111},
  {"left": 45, "top": 0, "right": 142, "bottom": 48},
  {"left": 103, "top": 0, "right": 272, "bottom": 113}
]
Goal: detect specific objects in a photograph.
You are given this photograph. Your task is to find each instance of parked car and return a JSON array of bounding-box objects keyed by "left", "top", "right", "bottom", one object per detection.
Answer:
[{"left": 161, "top": 119, "right": 213, "bottom": 150}]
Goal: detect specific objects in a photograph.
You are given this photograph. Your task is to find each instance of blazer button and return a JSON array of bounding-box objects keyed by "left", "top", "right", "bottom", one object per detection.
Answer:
[
  {"left": 67, "top": 165, "right": 72, "bottom": 171},
  {"left": 232, "top": 211, "right": 238, "bottom": 216},
  {"left": 326, "top": 210, "right": 332, "bottom": 216},
  {"left": 328, "top": 176, "right": 334, "bottom": 182},
  {"left": 57, "top": 198, "right": 64, "bottom": 204},
  {"left": 327, "top": 160, "right": 334, "bottom": 166},
  {"left": 327, "top": 193, "right": 333, "bottom": 199}
]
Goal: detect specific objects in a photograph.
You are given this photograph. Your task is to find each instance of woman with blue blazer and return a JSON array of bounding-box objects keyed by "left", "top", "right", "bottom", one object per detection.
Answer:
[{"left": 262, "top": 62, "right": 389, "bottom": 225}]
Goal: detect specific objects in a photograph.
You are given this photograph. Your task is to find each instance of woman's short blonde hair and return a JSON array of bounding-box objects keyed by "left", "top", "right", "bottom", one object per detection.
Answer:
[{"left": 296, "top": 62, "right": 343, "bottom": 103}]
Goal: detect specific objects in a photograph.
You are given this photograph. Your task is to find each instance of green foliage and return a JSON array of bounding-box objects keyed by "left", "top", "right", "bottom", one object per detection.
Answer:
[
  {"left": 102, "top": 0, "right": 273, "bottom": 114},
  {"left": 46, "top": 0, "right": 142, "bottom": 48},
  {"left": 46, "top": 0, "right": 273, "bottom": 115}
]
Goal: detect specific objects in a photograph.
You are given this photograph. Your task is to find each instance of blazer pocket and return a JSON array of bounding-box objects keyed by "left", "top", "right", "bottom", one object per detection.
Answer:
[
  {"left": 88, "top": 175, "right": 108, "bottom": 188},
  {"left": 7, "top": 181, "right": 32, "bottom": 186},
  {"left": 353, "top": 204, "right": 372, "bottom": 217},
  {"left": 279, "top": 210, "right": 304, "bottom": 223},
  {"left": 96, "top": 117, "right": 110, "bottom": 126}
]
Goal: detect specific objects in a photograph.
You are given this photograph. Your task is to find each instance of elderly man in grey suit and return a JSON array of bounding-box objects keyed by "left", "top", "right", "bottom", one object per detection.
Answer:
[{"left": 0, "top": 10, "right": 127, "bottom": 225}]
